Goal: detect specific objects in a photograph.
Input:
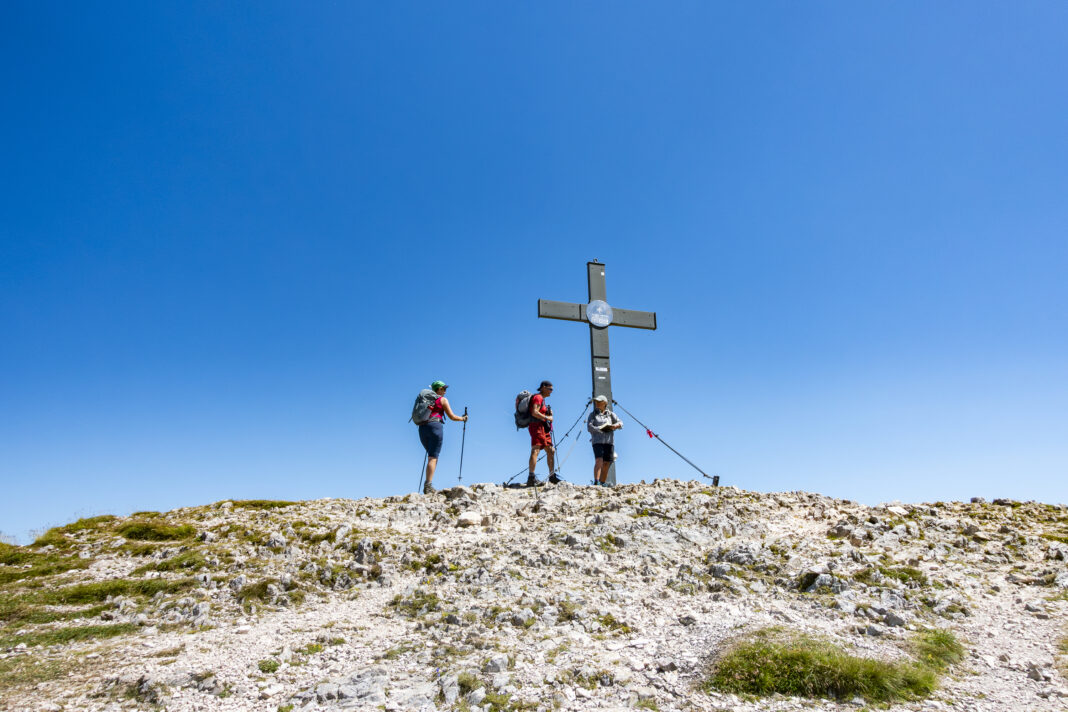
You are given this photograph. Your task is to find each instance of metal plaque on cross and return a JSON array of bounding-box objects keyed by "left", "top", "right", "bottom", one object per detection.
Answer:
[{"left": 537, "top": 260, "right": 656, "bottom": 486}]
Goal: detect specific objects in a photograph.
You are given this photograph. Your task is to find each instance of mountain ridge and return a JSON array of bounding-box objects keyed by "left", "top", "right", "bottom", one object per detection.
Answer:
[{"left": 2, "top": 479, "right": 1066, "bottom": 711}]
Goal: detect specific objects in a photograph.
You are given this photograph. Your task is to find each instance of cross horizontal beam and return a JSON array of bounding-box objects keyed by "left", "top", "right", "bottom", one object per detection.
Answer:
[{"left": 537, "top": 299, "right": 657, "bottom": 330}]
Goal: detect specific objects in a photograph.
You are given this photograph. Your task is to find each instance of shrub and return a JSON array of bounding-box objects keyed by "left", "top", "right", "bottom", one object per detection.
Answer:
[{"left": 258, "top": 659, "right": 280, "bottom": 673}]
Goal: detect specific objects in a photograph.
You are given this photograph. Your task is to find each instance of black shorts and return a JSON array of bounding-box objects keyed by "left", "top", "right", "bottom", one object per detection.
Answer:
[{"left": 592, "top": 442, "right": 614, "bottom": 461}]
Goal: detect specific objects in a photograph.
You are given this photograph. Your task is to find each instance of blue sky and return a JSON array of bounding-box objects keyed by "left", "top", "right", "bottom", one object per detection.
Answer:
[{"left": 2, "top": 3, "right": 1066, "bottom": 543}]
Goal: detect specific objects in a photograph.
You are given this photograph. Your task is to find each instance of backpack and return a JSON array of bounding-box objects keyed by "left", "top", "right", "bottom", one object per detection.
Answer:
[
  {"left": 514, "top": 390, "right": 534, "bottom": 429},
  {"left": 411, "top": 388, "right": 440, "bottom": 425}
]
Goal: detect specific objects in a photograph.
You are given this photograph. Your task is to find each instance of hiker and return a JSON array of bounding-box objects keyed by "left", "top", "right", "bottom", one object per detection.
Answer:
[
  {"left": 587, "top": 395, "right": 622, "bottom": 486},
  {"left": 527, "top": 380, "right": 562, "bottom": 486},
  {"left": 416, "top": 380, "right": 468, "bottom": 494}
]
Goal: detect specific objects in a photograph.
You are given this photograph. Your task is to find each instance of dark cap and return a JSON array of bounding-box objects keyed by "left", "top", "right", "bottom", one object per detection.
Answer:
[{"left": 539, "top": 380, "right": 553, "bottom": 390}]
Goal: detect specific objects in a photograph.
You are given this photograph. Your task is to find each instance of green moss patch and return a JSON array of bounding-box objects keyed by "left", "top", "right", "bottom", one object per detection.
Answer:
[{"left": 705, "top": 627, "right": 962, "bottom": 703}]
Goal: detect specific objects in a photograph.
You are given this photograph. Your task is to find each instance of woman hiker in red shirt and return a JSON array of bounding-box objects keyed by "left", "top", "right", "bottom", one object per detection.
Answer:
[{"left": 419, "top": 380, "right": 468, "bottom": 494}]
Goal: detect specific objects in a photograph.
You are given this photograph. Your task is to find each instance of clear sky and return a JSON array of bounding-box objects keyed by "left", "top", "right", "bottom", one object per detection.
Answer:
[{"left": 2, "top": 3, "right": 1066, "bottom": 544}]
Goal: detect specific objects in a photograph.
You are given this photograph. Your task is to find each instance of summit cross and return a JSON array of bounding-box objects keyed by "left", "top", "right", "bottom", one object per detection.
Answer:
[{"left": 537, "top": 260, "right": 657, "bottom": 486}]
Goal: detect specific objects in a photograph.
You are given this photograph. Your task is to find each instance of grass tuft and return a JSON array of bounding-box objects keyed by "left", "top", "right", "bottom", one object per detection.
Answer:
[
  {"left": 44, "top": 577, "right": 196, "bottom": 605},
  {"left": 912, "top": 628, "right": 965, "bottom": 671},
  {"left": 0, "top": 544, "right": 89, "bottom": 584},
  {"left": 389, "top": 589, "right": 442, "bottom": 618},
  {"left": 237, "top": 579, "right": 278, "bottom": 611},
  {"left": 0, "top": 623, "right": 137, "bottom": 648},
  {"left": 229, "top": 500, "right": 298, "bottom": 510},
  {"left": 131, "top": 550, "right": 207, "bottom": 575},
  {"left": 116, "top": 521, "right": 195, "bottom": 541},
  {"left": 705, "top": 627, "right": 962, "bottom": 703},
  {"left": 854, "top": 565, "right": 928, "bottom": 587},
  {"left": 31, "top": 515, "right": 117, "bottom": 548},
  {"left": 0, "top": 654, "right": 74, "bottom": 692}
]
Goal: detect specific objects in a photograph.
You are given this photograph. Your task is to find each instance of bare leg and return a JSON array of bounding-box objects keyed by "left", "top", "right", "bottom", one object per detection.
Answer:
[
  {"left": 593, "top": 458, "right": 601, "bottom": 484},
  {"left": 598, "top": 460, "right": 611, "bottom": 483},
  {"left": 546, "top": 446, "right": 555, "bottom": 475},
  {"left": 425, "top": 457, "right": 438, "bottom": 485},
  {"left": 528, "top": 447, "right": 539, "bottom": 475}
]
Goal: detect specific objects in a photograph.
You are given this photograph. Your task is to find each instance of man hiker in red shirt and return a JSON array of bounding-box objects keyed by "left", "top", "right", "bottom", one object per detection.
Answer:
[{"left": 527, "top": 380, "right": 562, "bottom": 486}]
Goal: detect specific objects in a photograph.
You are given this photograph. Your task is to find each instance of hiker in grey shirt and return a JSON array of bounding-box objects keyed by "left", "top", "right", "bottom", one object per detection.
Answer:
[{"left": 587, "top": 395, "right": 623, "bottom": 487}]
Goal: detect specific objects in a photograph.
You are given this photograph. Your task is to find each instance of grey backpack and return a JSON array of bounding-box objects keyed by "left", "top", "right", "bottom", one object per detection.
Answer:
[
  {"left": 514, "top": 390, "right": 533, "bottom": 429},
  {"left": 412, "top": 389, "right": 440, "bottom": 425}
]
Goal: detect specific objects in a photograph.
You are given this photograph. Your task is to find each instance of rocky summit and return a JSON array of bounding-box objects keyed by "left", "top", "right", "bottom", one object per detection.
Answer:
[{"left": 2, "top": 480, "right": 1067, "bottom": 712}]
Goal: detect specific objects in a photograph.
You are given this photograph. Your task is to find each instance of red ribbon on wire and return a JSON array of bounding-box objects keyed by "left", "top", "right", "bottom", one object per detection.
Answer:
[{"left": 646, "top": 429, "right": 655, "bottom": 438}]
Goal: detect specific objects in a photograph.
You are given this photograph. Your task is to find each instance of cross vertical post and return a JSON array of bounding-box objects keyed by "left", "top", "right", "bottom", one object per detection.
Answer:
[
  {"left": 587, "top": 261, "right": 612, "bottom": 407},
  {"left": 537, "top": 261, "right": 656, "bottom": 485}
]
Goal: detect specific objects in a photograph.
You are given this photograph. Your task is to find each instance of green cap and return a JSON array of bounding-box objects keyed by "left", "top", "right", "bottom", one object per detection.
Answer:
[{"left": 431, "top": 380, "right": 448, "bottom": 391}]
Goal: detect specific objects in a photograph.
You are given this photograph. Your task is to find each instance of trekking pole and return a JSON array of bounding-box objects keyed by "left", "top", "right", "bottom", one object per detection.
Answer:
[
  {"left": 550, "top": 427, "right": 560, "bottom": 479},
  {"left": 613, "top": 400, "right": 720, "bottom": 486},
  {"left": 505, "top": 452, "right": 544, "bottom": 487},
  {"left": 417, "top": 452, "right": 428, "bottom": 494},
  {"left": 457, "top": 407, "right": 468, "bottom": 483}
]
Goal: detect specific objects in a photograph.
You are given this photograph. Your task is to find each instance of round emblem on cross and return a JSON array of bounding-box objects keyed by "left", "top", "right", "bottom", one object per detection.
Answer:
[{"left": 586, "top": 300, "right": 613, "bottom": 328}]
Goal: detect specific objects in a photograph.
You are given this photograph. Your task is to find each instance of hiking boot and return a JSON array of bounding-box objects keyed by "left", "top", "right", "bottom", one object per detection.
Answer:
[
  {"left": 548, "top": 473, "right": 563, "bottom": 484},
  {"left": 526, "top": 475, "right": 543, "bottom": 487},
  {"left": 422, "top": 481, "right": 436, "bottom": 495}
]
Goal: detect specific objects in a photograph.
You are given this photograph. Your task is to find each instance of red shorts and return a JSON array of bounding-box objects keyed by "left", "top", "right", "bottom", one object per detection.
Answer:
[{"left": 529, "top": 424, "right": 552, "bottom": 448}]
